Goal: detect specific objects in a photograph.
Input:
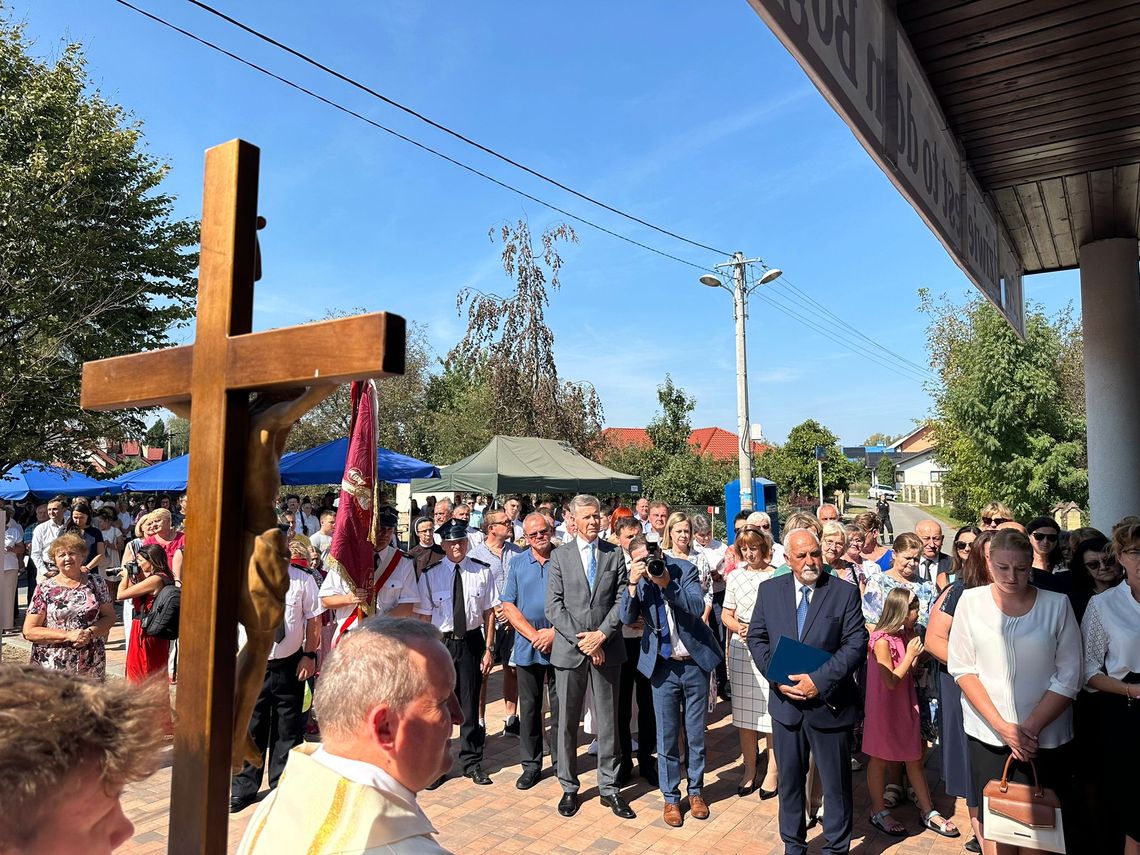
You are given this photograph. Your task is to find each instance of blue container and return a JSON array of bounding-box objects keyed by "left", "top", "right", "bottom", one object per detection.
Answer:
[{"left": 724, "top": 477, "right": 779, "bottom": 545}]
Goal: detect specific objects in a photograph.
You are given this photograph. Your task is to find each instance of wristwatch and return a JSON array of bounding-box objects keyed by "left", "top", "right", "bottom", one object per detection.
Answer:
[{"left": 300, "top": 651, "right": 317, "bottom": 661}]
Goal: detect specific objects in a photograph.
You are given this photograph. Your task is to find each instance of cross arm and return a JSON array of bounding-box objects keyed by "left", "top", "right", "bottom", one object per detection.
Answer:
[{"left": 80, "top": 312, "right": 405, "bottom": 412}]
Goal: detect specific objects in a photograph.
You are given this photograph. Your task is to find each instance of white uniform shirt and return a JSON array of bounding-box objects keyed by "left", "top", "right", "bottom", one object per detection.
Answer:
[
  {"left": 31, "top": 520, "right": 66, "bottom": 581},
  {"left": 319, "top": 545, "right": 422, "bottom": 637},
  {"left": 1082, "top": 581, "right": 1140, "bottom": 687},
  {"left": 292, "top": 511, "right": 320, "bottom": 538},
  {"left": 270, "top": 564, "right": 324, "bottom": 659},
  {"left": 3, "top": 519, "right": 24, "bottom": 573},
  {"left": 414, "top": 556, "right": 496, "bottom": 632}
]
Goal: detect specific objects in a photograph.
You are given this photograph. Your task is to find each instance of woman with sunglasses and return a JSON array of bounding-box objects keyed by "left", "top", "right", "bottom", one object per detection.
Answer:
[
  {"left": 1026, "top": 516, "right": 1070, "bottom": 594},
  {"left": 977, "top": 501, "right": 1014, "bottom": 531},
  {"left": 936, "top": 525, "right": 980, "bottom": 592},
  {"left": 1069, "top": 535, "right": 1121, "bottom": 623}
]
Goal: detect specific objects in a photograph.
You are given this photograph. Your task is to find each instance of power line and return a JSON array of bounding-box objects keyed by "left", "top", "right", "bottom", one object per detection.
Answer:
[
  {"left": 109, "top": 0, "right": 716, "bottom": 274},
  {"left": 179, "top": 0, "right": 733, "bottom": 259}
]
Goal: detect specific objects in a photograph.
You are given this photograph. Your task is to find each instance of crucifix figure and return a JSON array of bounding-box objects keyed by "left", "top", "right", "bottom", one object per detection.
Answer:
[{"left": 80, "top": 139, "right": 405, "bottom": 853}]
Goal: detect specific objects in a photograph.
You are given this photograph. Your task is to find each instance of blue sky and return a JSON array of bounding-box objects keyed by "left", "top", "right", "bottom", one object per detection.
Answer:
[{"left": 13, "top": 1, "right": 1081, "bottom": 446}]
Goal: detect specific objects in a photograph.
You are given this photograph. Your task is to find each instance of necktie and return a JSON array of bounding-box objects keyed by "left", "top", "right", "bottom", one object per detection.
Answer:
[
  {"left": 451, "top": 563, "right": 466, "bottom": 634},
  {"left": 586, "top": 542, "right": 597, "bottom": 591},
  {"left": 656, "top": 589, "right": 672, "bottom": 659},
  {"left": 796, "top": 585, "right": 811, "bottom": 639}
]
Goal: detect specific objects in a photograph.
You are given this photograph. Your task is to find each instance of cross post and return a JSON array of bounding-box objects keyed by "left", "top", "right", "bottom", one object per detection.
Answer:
[{"left": 80, "top": 139, "right": 405, "bottom": 853}]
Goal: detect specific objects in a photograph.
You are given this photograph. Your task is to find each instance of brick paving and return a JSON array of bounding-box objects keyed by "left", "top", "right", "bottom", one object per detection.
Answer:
[{"left": 5, "top": 592, "right": 973, "bottom": 854}]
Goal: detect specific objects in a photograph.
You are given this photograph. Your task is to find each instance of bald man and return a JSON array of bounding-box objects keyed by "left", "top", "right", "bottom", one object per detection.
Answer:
[{"left": 914, "top": 519, "right": 950, "bottom": 585}]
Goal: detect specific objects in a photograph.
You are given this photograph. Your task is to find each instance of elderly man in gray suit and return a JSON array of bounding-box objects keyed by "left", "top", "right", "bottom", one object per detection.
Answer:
[{"left": 544, "top": 493, "right": 634, "bottom": 820}]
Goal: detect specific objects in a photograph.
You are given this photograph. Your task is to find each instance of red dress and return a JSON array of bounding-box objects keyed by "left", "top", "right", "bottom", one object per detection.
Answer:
[
  {"left": 125, "top": 575, "right": 172, "bottom": 684},
  {"left": 862, "top": 629, "right": 922, "bottom": 761}
]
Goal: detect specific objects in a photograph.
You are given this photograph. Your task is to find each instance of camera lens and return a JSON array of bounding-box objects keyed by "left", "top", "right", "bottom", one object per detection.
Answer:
[{"left": 647, "top": 557, "right": 666, "bottom": 577}]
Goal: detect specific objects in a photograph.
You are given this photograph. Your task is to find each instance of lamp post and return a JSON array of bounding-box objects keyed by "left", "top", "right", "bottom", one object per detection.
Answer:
[{"left": 700, "top": 253, "right": 782, "bottom": 512}]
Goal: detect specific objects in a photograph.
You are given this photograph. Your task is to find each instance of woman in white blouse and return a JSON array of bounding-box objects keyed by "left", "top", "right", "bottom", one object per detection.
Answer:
[
  {"left": 948, "top": 529, "right": 1082, "bottom": 854},
  {"left": 1082, "top": 519, "right": 1140, "bottom": 855}
]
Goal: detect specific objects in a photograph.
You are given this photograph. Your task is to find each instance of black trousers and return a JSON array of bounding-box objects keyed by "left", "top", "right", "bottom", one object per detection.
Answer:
[
  {"left": 618, "top": 636, "right": 656, "bottom": 773},
  {"left": 445, "top": 629, "right": 485, "bottom": 772},
  {"left": 774, "top": 719, "right": 854, "bottom": 855},
  {"left": 232, "top": 651, "right": 305, "bottom": 799},
  {"left": 516, "top": 660, "right": 558, "bottom": 772}
]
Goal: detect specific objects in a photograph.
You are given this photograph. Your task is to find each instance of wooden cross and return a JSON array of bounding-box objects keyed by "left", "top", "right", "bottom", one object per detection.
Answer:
[{"left": 80, "top": 139, "right": 405, "bottom": 853}]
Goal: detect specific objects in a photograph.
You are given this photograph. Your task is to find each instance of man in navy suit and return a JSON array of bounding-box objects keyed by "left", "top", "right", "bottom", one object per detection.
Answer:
[
  {"left": 620, "top": 534, "right": 722, "bottom": 828},
  {"left": 749, "top": 529, "right": 867, "bottom": 855}
]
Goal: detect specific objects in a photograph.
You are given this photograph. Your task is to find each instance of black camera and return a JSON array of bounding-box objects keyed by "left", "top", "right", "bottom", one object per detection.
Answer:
[{"left": 644, "top": 538, "right": 667, "bottom": 578}]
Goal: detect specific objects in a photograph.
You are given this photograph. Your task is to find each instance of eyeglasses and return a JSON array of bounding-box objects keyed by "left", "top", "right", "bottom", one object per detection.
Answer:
[
  {"left": 982, "top": 516, "right": 1009, "bottom": 526},
  {"left": 955, "top": 541, "right": 974, "bottom": 550},
  {"left": 1084, "top": 559, "right": 1116, "bottom": 572},
  {"left": 525, "top": 529, "right": 551, "bottom": 539},
  {"left": 1031, "top": 532, "right": 1059, "bottom": 542}
]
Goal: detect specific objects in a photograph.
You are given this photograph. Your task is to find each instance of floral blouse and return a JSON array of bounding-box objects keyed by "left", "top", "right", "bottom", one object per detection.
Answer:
[
  {"left": 862, "top": 569, "right": 936, "bottom": 629},
  {"left": 29, "top": 573, "right": 111, "bottom": 680}
]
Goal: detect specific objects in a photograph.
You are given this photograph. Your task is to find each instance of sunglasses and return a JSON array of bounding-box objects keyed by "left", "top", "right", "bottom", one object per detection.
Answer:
[
  {"left": 982, "top": 516, "right": 1009, "bottom": 526},
  {"left": 1085, "top": 559, "right": 1116, "bottom": 572},
  {"left": 1031, "top": 532, "right": 1058, "bottom": 542},
  {"left": 955, "top": 540, "right": 974, "bottom": 550}
]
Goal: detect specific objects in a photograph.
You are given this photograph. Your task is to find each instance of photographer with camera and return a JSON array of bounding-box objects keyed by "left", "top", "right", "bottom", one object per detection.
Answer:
[{"left": 619, "top": 533, "right": 722, "bottom": 828}]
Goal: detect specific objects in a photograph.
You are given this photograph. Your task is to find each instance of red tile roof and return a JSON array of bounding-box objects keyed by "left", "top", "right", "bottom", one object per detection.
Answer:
[
  {"left": 601, "top": 426, "right": 769, "bottom": 461},
  {"left": 143, "top": 446, "right": 164, "bottom": 462}
]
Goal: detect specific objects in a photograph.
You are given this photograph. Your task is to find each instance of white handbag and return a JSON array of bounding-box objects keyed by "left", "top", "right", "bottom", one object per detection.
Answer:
[{"left": 982, "top": 755, "right": 1066, "bottom": 853}]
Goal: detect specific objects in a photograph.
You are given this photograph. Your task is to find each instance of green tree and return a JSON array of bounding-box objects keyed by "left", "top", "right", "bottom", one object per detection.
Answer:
[
  {"left": 862, "top": 432, "right": 895, "bottom": 446},
  {"left": 599, "top": 376, "right": 734, "bottom": 507},
  {"left": 453, "top": 219, "right": 603, "bottom": 453},
  {"left": 875, "top": 454, "right": 897, "bottom": 488},
  {"left": 164, "top": 416, "right": 191, "bottom": 458},
  {"left": 0, "top": 19, "right": 198, "bottom": 473},
  {"left": 420, "top": 360, "right": 493, "bottom": 465},
  {"left": 755, "top": 419, "right": 864, "bottom": 500},
  {"left": 144, "top": 419, "right": 167, "bottom": 451},
  {"left": 920, "top": 290, "right": 1087, "bottom": 521}
]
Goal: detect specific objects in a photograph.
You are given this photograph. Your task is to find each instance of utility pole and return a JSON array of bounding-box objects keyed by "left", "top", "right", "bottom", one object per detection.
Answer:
[{"left": 700, "top": 255, "right": 783, "bottom": 514}]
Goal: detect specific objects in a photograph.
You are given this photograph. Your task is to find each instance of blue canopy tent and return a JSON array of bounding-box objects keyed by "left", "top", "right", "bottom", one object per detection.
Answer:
[
  {"left": 0, "top": 461, "right": 121, "bottom": 500},
  {"left": 107, "top": 454, "right": 190, "bottom": 492},
  {"left": 279, "top": 438, "right": 439, "bottom": 485}
]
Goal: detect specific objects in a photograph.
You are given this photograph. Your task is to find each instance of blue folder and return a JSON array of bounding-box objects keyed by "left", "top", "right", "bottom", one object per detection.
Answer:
[{"left": 767, "top": 635, "right": 832, "bottom": 685}]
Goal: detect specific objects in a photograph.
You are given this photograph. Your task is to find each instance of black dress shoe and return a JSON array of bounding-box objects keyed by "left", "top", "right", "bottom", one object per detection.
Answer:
[
  {"left": 464, "top": 766, "right": 492, "bottom": 785},
  {"left": 599, "top": 793, "right": 636, "bottom": 819},
  {"left": 426, "top": 775, "right": 446, "bottom": 790},
  {"left": 516, "top": 769, "right": 541, "bottom": 790},
  {"left": 229, "top": 794, "right": 255, "bottom": 814},
  {"left": 806, "top": 811, "right": 821, "bottom": 829},
  {"left": 557, "top": 792, "right": 579, "bottom": 817},
  {"left": 964, "top": 837, "right": 982, "bottom": 854},
  {"left": 759, "top": 787, "right": 778, "bottom": 800},
  {"left": 736, "top": 782, "right": 757, "bottom": 797}
]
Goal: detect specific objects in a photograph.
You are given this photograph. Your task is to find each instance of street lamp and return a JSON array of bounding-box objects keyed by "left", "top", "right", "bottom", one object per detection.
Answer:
[{"left": 699, "top": 254, "right": 783, "bottom": 512}]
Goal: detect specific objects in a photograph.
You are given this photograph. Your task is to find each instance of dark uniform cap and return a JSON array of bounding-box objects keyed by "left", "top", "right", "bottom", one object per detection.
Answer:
[
  {"left": 435, "top": 519, "right": 469, "bottom": 542},
  {"left": 377, "top": 507, "right": 399, "bottom": 527}
]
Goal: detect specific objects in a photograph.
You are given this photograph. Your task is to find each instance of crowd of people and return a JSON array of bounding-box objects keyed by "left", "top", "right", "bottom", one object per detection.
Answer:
[{"left": 3, "top": 489, "right": 1138, "bottom": 855}]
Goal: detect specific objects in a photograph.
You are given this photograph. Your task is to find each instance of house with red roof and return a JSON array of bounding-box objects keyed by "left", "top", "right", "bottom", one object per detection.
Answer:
[{"left": 600, "top": 426, "right": 768, "bottom": 461}]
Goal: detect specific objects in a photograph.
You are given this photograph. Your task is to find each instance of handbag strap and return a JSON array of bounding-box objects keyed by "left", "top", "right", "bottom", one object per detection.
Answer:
[{"left": 999, "top": 754, "right": 1043, "bottom": 797}]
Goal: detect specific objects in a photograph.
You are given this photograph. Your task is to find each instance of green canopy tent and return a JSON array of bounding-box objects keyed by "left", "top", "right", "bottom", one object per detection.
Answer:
[{"left": 410, "top": 435, "right": 641, "bottom": 497}]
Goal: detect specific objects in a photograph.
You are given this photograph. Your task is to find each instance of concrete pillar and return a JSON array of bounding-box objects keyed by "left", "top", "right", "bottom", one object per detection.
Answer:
[{"left": 1079, "top": 238, "right": 1140, "bottom": 531}]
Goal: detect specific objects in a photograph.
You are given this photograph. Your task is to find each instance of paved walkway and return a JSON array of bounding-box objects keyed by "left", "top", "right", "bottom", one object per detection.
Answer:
[{"left": 6, "top": 558, "right": 974, "bottom": 855}]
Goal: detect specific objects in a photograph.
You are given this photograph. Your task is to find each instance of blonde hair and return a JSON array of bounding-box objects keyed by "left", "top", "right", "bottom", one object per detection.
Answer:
[
  {"left": 735, "top": 527, "right": 772, "bottom": 561},
  {"left": 785, "top": 512, "right": 822, "bottom": 538},
  {"left": 979, "top": 501, "right": 1014, "bottom": 523},
  {"left": 0, "top": 666, "right": 168, "bottom": 848},
  {"left": 47, "top": 532, "right": 88, "bottom": 562},
  {"left": 1110, "top": 518, "right": 1140, "bottom": 559},
  {"left": 874, "top": 586, "right": 916, "bottom": 635},
  {"left": 821, "top": 521, "right": 847, "bottom": 541},
  {"left": 661, "top": 511, "right": 691, "bottom": 551}
]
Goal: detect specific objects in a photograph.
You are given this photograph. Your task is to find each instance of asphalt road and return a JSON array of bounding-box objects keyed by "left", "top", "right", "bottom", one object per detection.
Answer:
[{"left": 845, "top": 496, "right": 958, "bottom": 543}]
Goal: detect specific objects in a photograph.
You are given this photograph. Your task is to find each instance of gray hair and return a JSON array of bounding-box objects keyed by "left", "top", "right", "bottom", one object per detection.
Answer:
[
  {"left": 313, "top": 617, "right": 443, "bottom": 740},
  {"left": 784, "top": 527, "right": 821, "bottom": 549},
  {"left": 747, "top": 511, "right": 771, "bottom": 527},
  {"left": 435, "top": 498, "right": 452, "bottom": 513},
  {"left": 567, "top": 494, "right": 601, "bottom": 516},
  {"left": 690, "top": 512, "right": 712, "bottom": 535}
]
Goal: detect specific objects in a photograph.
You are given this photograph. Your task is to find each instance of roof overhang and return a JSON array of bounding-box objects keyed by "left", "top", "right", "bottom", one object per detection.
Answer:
[{"left": 746, "top": 0, "right": 1140, "bottom": 336}]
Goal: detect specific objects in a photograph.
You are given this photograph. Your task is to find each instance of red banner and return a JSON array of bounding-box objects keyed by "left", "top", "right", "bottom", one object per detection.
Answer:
[{"left": 327, "top": 380, "right": 380, "bottom": 598}]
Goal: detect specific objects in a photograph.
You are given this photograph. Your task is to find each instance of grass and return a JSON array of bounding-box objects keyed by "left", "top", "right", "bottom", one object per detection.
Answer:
[{"left": 917, "top": 503, "right": 968, "bottom": 529}]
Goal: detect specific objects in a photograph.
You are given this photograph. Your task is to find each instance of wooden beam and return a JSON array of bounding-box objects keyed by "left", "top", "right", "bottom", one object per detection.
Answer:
[{"left": 80, "top": 312, "right": 406, "bottom": 411}]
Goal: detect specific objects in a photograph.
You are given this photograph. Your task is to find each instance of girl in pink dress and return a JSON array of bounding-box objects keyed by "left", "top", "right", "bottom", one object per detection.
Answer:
[{"left": 864, "top": 587, "right": 959, "bottom": 839}]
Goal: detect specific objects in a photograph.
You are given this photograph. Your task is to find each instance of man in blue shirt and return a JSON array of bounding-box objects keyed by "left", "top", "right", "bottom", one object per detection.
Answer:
[{"left": 499, "top": 512, "right": 558, "bottom": 790}]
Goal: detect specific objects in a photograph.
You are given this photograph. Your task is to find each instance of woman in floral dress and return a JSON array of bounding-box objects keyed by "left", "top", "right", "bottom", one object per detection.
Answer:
[{"left": 22, "top": 532, "right": 115, "bottom": 680}]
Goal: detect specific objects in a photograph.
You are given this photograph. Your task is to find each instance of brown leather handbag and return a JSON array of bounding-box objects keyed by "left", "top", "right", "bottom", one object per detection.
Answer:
[{"left": 982, "top": 755, "right": 1066, "bottom": 852}]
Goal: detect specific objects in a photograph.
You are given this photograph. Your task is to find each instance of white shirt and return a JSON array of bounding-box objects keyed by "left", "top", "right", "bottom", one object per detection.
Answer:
[
  {"left": 575, "top": 535, "right": 600, "bottom": 584},
  {"left": 309, "top": 747, "right": 429, "bottom": 827},
  {"left": 694, "top": 538, "right": 728, "bottom": 593},
  {"left": 3, "top": 519, "right": 24, "bottom": 573},
  {"left": 1082, "top": 582, "right": 1140, "bottom": 687},
  {"left": 663, "top": 599, "right": 691, "bottom": 659},
  {"left": 948, "top": 586, "right": 1082, "bottom": 749},
  {"left": 319, "top": 546, "right": 423, "bottom": 636},
  {"left": 118, "top": 511, "right": 134, "bottom": 532},
  {"left": 466, "top": 529, "right": 485, "bottom": 548},
  {"left": 414, "top": 556, "right": 497, "bottom": 632},
  {"left": 309, "top": 530, "right": 334, "bottom": 563},
  {"left": 270, "top": 564, "right": 324, "bottom": 659},
  {"left": 31, "top": 520, "right": 66, "bottom": 581},
  {"left": 292, "top": 511, "right": 320, "bottom": 538}
]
